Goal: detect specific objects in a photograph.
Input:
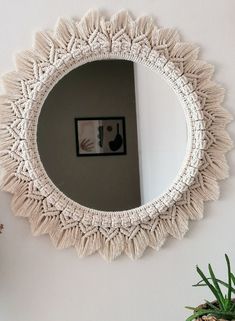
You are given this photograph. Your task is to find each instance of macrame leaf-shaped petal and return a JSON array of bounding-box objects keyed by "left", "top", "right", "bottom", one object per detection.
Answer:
[
  {"left": 148, "top": 219, "right": 168, "bottom": 249},
  {"left": 54, "top": 17, "right": 77, "bottom": 49},
  {"left": 132, "top": 15, "right": 154, "bottom": 40},
  {"left": 99, "top": 229, "right": 125, "bottom": 261},
  {"left": 33, "top": 31, "right": 58, "bottom": 62},
  {"left": 170, "top": 42, "right": 199, "bottom": 73},
  {"left": 50, "top": 226, "right": 81, "bottom": 249},
  {"left": 183, "top": 60, "right": 214, "bottom": 90},
  {"left": 76, "top": 226, "right": 102, "bottom": 257},
  {"left": 125, "top": 227, "right": 150, "bottom": 260},
  {"left": 1, "top": 71, "right": 25, "bottom": 98},
  {"left": 14, "top": 49, "right": 40, "bottom": 79},
  {"left": 151, "top": 28, "right": 180, "bottom": 57},
  {"left": 200, "top": 150, "right": 229, "bottom": 180},
  {"left": 109, "top": 10, "right": 133, "bottom": 37},
  {"left": 76, "top": 9, "right": 100, "bottom": 40}
]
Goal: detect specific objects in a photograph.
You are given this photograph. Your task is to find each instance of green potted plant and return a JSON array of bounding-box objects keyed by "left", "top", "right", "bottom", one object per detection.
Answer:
[{"left": 186, "top": 254, "right": 235, "bottom": 321}]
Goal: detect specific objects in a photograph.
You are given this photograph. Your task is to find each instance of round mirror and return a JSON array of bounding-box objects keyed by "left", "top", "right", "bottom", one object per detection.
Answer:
[
  {"left": 0, "top": 10, "right": 230, "bottom": 260},
  {"left": 37, "top": 59, "right": 187, "bottom": 211}
]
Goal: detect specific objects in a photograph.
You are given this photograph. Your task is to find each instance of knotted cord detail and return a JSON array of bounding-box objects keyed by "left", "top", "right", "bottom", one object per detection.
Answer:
[{"left": 0, "top": 10, "right": 232, "bottom": 260}]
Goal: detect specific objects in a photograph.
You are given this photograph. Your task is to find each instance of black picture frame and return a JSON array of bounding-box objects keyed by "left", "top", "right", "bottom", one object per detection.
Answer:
[{"left": 75, "top": 117, "right": 127, "bottom": 157}]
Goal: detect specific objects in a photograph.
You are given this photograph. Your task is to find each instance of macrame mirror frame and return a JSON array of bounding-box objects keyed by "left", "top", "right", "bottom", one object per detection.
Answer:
[{"left": 0, "top": 10, "right": 232, "bottom": 261}]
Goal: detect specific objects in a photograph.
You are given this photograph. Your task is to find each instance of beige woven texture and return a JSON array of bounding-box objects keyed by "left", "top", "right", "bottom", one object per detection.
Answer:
[{"left": 0, "top": 10, "right": 232, "bottom": 260}]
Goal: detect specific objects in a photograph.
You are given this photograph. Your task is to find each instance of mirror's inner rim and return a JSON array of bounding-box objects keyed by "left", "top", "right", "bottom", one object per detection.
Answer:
[{"left": 32, "top": 52, "right": 202, "bottom": 223}]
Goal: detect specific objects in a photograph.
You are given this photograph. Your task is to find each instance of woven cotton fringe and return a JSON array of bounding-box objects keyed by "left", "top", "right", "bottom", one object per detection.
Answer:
[{"left": 0, "top": 10, "right": 233, "bottom": 261}]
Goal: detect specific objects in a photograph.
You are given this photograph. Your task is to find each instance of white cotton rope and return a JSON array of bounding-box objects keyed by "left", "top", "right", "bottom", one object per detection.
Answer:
[{"left": 0, "top": 9, "right": 233, "bottom": 261}]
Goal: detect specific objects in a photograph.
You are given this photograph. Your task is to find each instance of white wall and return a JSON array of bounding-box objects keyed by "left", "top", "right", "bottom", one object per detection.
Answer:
[{"left": 0, "top": 1, "right": 235, "bottom": 321}]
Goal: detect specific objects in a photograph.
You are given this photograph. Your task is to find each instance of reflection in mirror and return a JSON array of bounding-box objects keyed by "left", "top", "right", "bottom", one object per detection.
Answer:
[
  {"left": 37, "top": 60, "right": 187, "bottom": 212},
  {"left": 134, "top": 63, "right": 187, "bottom": 204}
]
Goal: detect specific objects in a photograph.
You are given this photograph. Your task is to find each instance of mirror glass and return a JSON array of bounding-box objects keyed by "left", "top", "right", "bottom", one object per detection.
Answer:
[{"left": 37, "top": 60, "right": 187, "bottom": 211}]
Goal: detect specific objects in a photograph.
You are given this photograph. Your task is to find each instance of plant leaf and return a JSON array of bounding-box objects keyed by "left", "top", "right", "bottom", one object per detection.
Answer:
[
  {"left": 229, "top": 303, "right": 235, "bottom": 312},
  {"left": 196, "top": 266, "right": 224, "bottom": 309},
  {"left": 186, "top": 308, "right": 211, "bottom": 321},
  {"left": 225, "top": 254, "right": 232, "bottom": 304},
  {"left": 231, "top": 272, "right": 235, "bottom": 286},
  {"left": 185, "top": 306, "right": 196, "bottom": 311},
  {"left": 193, "top": 278, "right": 235, "bottom": 294},
  {"left": 205, "top": 300, "right": 220, "bottom": 310},
  {"left": 186, "top": 309, "right": 235, "bottom": 321},
  {"left": 208, "top": 263, "right": 225, "bottom": 309}
]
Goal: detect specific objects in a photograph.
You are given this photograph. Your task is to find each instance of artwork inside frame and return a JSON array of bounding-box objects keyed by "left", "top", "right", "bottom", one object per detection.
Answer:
[{"left": 75, "top": 117, "right": 127, "bottom": 156}]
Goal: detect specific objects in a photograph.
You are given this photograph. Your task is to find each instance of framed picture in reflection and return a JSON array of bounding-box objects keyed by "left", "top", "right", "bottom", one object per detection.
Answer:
[{"left": 75, "top": 117, "right": 127, "bottom": 156}]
